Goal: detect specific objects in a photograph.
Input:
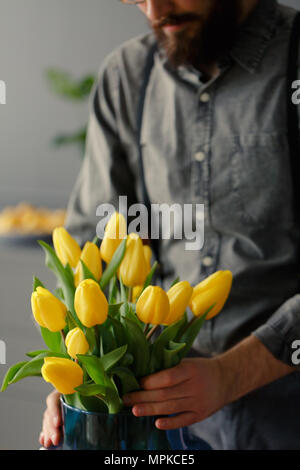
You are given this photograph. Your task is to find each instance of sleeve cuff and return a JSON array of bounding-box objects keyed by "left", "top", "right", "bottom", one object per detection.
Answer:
[{"left": 252, "top": 294, "right": 300, "bottom": 368}]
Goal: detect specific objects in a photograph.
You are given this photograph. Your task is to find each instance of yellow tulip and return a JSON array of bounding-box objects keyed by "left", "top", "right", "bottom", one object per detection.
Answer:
[
  {"left": 53, "top": 227, "right": 81, "bottom": 268},
  {"left": 31, "top": 287, "right": 67, "bottom": 332},
  {"left": 65, "top": 327, "right": 89, "bottom": 359},
  {"left": 136, "top": 285, "right": 170, "bottom": 325},
  {"left": 41, "top": 357, "right": 83, "bottom": 395},
  {"left": 74, "top": 279, "right": 108, "bottom": 327},
  {"left": 119, "top": 233, "right": 150, "bottom": 287},
  {"left": 164, "top": 281, "right": 193, "bottom": 325},
  {"left": 100, "top": 212, "right": 127, "bottom": 264},
  {"left": 132, "top": 285, "right": 143, "bottom": 303},
  {"left": 143, "top": 245, "right": 152, "bottom": 271},
  {"left": 189, "top": 270, "right": 233, "bottom": 320},
  {"left": 74, "top": 241, "right": 102, "bottom": 287}
]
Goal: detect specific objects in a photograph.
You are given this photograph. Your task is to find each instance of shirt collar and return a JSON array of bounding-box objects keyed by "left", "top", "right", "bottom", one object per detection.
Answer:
[
  {"left": 230, "top": 0, "right": 279, "bottom": 74},
  {"left": 157, "top": 0, "right": 279, "bottom": 77}
]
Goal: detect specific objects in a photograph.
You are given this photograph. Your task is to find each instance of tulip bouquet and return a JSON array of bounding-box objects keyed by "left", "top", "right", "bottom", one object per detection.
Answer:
[{"left": 1, "top": 212, "right": 232, "bottom": 416}]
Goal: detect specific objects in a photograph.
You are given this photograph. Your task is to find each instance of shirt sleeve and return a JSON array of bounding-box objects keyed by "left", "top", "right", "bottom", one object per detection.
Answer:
[
  {"left": 251, "top": 293, "right": 300, "bottom": 368},
  {"left": 64, "top": 54, "right": 138, "bottom": 246}
]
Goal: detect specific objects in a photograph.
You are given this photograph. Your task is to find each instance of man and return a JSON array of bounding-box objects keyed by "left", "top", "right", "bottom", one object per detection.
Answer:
[{"left": 40, "top": 0, "right": 300, "bottom": 450}]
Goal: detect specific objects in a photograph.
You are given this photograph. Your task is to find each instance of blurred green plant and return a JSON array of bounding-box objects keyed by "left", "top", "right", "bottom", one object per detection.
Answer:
[{"left": 45, "top": 69, "right": 96, "bottom": 156}]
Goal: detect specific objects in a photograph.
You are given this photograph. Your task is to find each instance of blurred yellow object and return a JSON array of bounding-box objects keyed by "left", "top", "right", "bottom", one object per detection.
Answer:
[
  {"left": 65, "top": 327, "right": 89, "bottom": 359},
  {"left": 136, "top": 285, "right": 170, "bottom": 325},
  {"left": 53, "top": 227, "right": 81, "bottom": 268},
  {"left": 0, "top": 202, "right": 66, "bottom": 235},
  {"left": 100, "top": 212, "right": 127, "bottom": 264},
  {"left": 164, "top": 281, "right": 193, "bottom": 325},
  {"left": 189, "top": 270, "right": 233, "bottom": 320},
  {"left": 74, "top": 279, "right": 108, "bottom": 327},
  {"left": 31, "top": 286, "right": 67, "bottom": 332},
  {"left": 41, "top": 357, "right": 83, "bottom": 394},
  {"left": 74, "top": 241, "right": 102, "bottom": 287}
]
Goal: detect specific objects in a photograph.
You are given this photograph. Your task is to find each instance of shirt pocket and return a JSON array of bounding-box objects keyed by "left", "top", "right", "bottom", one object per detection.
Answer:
[{"left": 230, "top": 132, "right": 293, "bottom": 228}]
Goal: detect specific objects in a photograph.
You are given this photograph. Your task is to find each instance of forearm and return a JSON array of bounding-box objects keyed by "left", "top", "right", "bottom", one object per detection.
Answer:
[{"left": 216, "top": 334, "right": 297, "bottom": 406}]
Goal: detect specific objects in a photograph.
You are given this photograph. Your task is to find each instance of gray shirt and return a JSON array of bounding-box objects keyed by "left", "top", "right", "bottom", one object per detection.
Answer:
[{"left": 65, "top": 0, "right": 300, "bottom": 449}]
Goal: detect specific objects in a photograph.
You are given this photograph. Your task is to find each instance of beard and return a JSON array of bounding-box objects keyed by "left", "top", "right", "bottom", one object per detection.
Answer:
[{"left": 151, "top": 0, "right": 241, "bottom": 69}]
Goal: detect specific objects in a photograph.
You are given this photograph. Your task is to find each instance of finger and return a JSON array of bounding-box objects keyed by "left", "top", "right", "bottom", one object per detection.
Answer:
[
  {"left": 46, "top": 390, "right": 62, "bottom": 427},
  {"left": 155, "top": 411, "right": 198, "bottom": 430},
  {"left": 140, "top": 362, "right": 191, "bottom": 390},
  {"left": 132, "top": 397, "right": 194, "bottom": 417},
  {"left": 39, "top": 432, "right": 44, "bottom": 446},
  {"left": 123, "top": 379, "right": 194, "bottom": 406},
  {"left": 42, "top": 411, "right": 62, "bottom": 447}
]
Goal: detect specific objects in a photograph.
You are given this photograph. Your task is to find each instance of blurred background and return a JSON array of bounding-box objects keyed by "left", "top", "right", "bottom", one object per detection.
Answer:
[{"left": 0, "top": 0, "right": 298, "bottom": 450}]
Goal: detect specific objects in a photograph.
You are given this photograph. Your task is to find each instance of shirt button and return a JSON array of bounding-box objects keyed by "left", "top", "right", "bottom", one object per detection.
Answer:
[
  {"left": 202, "top": 256, "right": 213, "bottom": 267},
  {"left": 194, "top": 151, "right": 206, "bottom": 162},
  {"left": 200, "top": 92, "right": 210, "bottom": 103}
]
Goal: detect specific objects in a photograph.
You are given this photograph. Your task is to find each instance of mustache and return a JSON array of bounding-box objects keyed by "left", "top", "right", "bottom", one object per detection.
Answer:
[{"left": 151, "top": 13, "right": 202, "bottom": 29}]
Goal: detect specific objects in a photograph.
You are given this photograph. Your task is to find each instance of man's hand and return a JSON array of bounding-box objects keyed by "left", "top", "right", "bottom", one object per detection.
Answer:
[
  {"left": 123, "top": 357, "right": 225, "bottom": 430},
  {"left": 39, "top": 390, "right": 62, "bottom": 448},
  {"left": 123, "top": 336, "right": 296, "bottom": 431}
]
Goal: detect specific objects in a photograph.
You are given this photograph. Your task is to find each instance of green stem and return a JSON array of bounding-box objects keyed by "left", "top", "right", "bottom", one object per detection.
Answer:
[{"left": 144, "top": 323, "right": 150, "bottom": 335}]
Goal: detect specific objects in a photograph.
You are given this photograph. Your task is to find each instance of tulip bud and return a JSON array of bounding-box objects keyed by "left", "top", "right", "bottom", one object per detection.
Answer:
[
  {"left": 136, "top": 285, "right": 170, "bottom": 325},
  {"left": 100, "top": 212, "right": 127, "bottom": 264},
  {"left": 41, "top": 357, "right": 83, "bottom": 395},
  {"left": 53, "top": 227, "right": 81, "bottom": 268},
  {"left": 65, "top": 327, "right": 89, "bottom": 359},
  {"left": 164, "top": 281, "right": 193, "bottom": 325},
  {"left": 31, "top": 287, "right": 67, "bottom": 332},
  {"left": 119, "top": 233, "right": 149, "bottom": 287},
  {"left": 132, "top": 285, "right": 143, "bottom": 303},
  {"left": 74, "top": 242, "right": 102, "bottom": 287},
  {"left": 189, "top": 270, "right": 233, "bottom": 320},
  {"left": 74, "top": 279, "right": 108, "bottom": 328}
]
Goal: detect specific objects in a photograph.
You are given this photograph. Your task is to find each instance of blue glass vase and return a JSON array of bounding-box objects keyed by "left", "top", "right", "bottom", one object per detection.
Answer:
[{"left": 60, "top": 399, "right": 211, "bottom": 450}]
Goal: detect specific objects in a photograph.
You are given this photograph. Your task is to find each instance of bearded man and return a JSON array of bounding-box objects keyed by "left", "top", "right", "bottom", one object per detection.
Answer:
[{"left": 40, "top": 0, "right": 300, "bottom": 450}]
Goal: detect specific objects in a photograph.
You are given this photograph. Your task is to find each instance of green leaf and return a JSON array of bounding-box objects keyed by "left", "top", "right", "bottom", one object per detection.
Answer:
[
  {"left": 177, "top": 307, "right": 214, "bottom": 360},
  {"left": 26, "top": 350, "right": 49, "bottom": 358},
  {"left": 77, "top": 355, "right": 123, "bottom": 414},
  {"left": 63, "top": 392, "right": 86, "bottom": 410},
  {"left": 120, "top": 302, "right": 143, "bottom": 330},
  {"left": 119, "top": 276, "right": 128, "bottom": 303},
  {"left": 108, "top": 275, "right": 118, "bottom": 304},
  {"left": 108, "top": 303, "right": 123, "bottom": 318},
  {"left": 45, "top": 69, "right": 95, "bottom": 101},
  {"left": 149, "top": 316, "right": 186, "bottom": 373},
  {"left": 163, "top": 341, "right": 186, "bottom": 369},
  {"left": 1, "top": 362, "right": 28, "bottom": 392},
  {"left": 169, "top": 276, "right": 180, "bottom": 288},
  {"left": 77, "top": 355, "right": 106, "bottom": 385},
  {"left": 66, "top": 311, "right": 79, "bottom": 331},
  {"left": 100, "top": 238, "right": 127, "bottom": 290},
  {"left": 8, "top": 352, "right": 69, "bottom": 385},
  {"left": 109, "top": 317, "right": 127, "bottom": 348},
  {"left": 80, "top": 259, "right": 97, "bottom": 283},
  {"left": 99, "top": 345, "right": 127, "bottom": 372},
  {"left": 54, "top": 287, "right": 65, "bottom": 302},
  {"left": 40, "top": 327, "right": 62, "bottom": 353},
  {"left": 119, "top": 353, "right": 134, "bottom": 367},
  {"left": 33, "top": 276, "right": 45, "bottom": 291},
  {"left": 75, "top": 383, "right": 107, "bottom": 397},
  {"left": 121, "top": 317, "right": 150, "bottom": 377},
  {"left": 110, "top": 367, "right": 140, "bottom": 395},
  {"left": 98, "top": 322, "right": 117, "bottom": 356},
  {"left": 78, "top": 394, "right": 108, "bottom": 413}
]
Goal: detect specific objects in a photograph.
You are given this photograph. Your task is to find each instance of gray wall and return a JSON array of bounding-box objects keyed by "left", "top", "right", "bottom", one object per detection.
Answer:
[{"left": 0, "top": 0, "right": 298, "bottom": 451}]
